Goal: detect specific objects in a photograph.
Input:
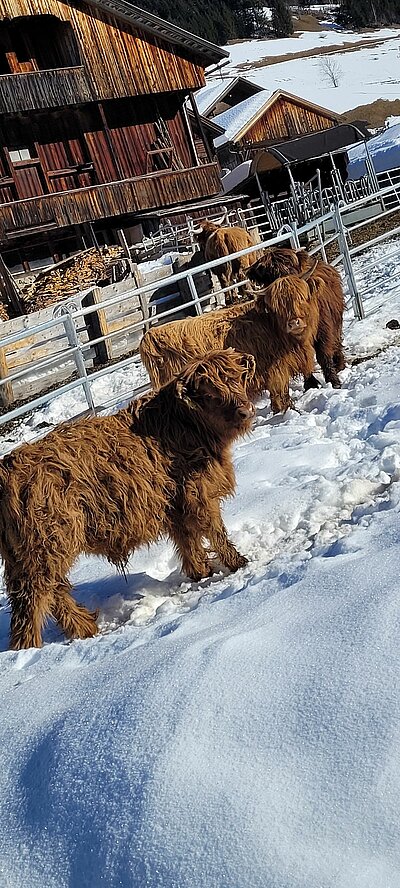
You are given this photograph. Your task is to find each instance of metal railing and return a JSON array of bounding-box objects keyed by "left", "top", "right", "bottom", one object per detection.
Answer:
[{"left": 2, "top": 177, "right": 400, "bottom": 445}]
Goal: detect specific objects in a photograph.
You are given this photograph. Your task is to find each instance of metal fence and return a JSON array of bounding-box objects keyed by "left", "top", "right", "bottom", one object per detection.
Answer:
[{"left": 2, "top": 177, "right": 400, "bottom": 445}]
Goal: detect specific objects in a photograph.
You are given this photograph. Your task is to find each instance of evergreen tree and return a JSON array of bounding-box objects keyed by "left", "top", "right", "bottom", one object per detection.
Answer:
[
  {"left": 337, "top": 0, "right": 400, "bottom": 27},
  {"left": 270, "top": 0, "right": 294, "bottom": 37},
  {"left": 138, "top": 0, "right": 268, "bottom": 42}
]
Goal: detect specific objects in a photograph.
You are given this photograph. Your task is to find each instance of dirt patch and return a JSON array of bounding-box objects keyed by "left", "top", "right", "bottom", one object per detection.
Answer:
[
  {"left": 342, "top": 98, "right": 400, "bottom": 129},
  {"left": 293, "top": 13, "right": 324, "bottom": 32}
]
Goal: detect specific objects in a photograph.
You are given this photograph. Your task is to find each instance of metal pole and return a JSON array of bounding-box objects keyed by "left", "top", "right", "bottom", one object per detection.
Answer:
[
  {"left": 333, "top": 204, "right": 364, "bottom": 320},
  {"left": 289, "top": 221, "right": 301, "bottom": 249},
  {"left": 61, "top": 307, "right": 96, "bottom": 411},
  {"left": 186, "top": 273, "right": 203, "bottom": 316}
]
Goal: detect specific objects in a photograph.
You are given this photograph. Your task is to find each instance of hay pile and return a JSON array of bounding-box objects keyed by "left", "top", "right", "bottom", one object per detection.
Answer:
[{"left": 20, "top": 246, "right": 126, "bottom": 314}]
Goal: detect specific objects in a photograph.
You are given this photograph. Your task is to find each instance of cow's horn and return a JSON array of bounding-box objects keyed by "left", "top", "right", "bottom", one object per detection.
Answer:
[
  {"left": 212, "top": 215, "right": 226, "bottom": 226},
  {"left": 191, "top": 224, "right": 204, "bottom": 234},
  {"left": 299, "top": 258, "right": 319, "bottom": 281}
]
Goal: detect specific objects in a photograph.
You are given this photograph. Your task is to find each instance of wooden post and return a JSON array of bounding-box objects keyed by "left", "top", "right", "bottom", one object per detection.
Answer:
[
  {"left": 0, "top": 253, "right": 24, "bottom": 317},
  {"left": 82, "top": 287, "right": 112, "bottom": 365},
  {"left": 0, "top": 346, "right": 13, "bottom": 408}
]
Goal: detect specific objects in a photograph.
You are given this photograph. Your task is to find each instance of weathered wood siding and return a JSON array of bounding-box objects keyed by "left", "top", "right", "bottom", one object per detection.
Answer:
[
  {"left": 0, "top": 163, "right": 221, "bottom": 242},
  {"left": 0, "top": 0, "right": 205, "bottom": 110},
  {"left": 242, "top": 96, "right": 337, "bottom": 146}
]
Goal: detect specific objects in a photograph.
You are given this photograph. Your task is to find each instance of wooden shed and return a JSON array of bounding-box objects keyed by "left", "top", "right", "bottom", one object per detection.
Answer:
[
  {"left": 213, "top": 89, "right": 339, "bottom": 168},
  {"left": 0, "top": 0, "right": 228, "bottom": 271}
]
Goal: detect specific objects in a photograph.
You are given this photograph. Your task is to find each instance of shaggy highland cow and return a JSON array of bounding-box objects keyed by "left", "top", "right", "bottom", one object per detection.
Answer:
[
  {"left": 195, "top": 220, "right": 259, "bottom": 304},
  {"left": 248, "top": 247, "right": 346, "bottom": 390},
  {"left": 0, "top": 350, "right": 255, "bottom": 650},
  {"left": 140, "top": 277, "right": 320, "bottom": 414}
]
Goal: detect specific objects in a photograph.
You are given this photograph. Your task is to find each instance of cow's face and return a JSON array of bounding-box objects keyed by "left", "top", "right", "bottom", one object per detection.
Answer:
[
  {"left": 248, "top": 248, "right": 301, "bottom": 287},
  {"left": 176, "top": 349, "right": 255, "bottom": 436},
  {"left": 259, "top": 278, "right": 313, "bottom": 339}
]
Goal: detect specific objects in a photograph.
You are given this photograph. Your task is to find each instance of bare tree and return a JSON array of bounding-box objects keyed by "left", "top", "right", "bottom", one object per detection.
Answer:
[{"left": 319, "top": 55, "right": 343, "bottom": 88}]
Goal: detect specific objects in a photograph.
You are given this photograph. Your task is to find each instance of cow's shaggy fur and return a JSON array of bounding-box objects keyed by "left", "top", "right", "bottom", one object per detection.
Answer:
[
  {"left": 0, "top": 350, "right": 255, "bottom": 650},
  {"left": 248, "top": 247, "right": 346, "bottom": 389},
  {"left": 140, "top": 277, "right": 320, "bottom": 413},
  {"left": 197, "top": 221, "right": 259, "bottom": 304}
]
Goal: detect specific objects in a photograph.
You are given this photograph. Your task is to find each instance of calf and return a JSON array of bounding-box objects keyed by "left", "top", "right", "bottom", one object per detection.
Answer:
[
  {"left": 248, "top": 246, "right": 346, "bottom": 389},
  {"left": 0, "top": 349, "right": 255, "bottom": 650},
  {"left": 196, "top": 220, "right": 260, "bottom": 304},
  {"left": 140, "top": 276, "right": 320, "bottom": 414}
]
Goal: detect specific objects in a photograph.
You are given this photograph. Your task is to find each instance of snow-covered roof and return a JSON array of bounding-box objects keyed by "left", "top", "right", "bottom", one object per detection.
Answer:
[
  {"left": 347, "top": 123, "right": 400, "bottom": 179},
  {"left": 195, "top": 77, "right": 237, "bottom": 117},
  {"left": 214, "top": 91, "right": 272, "bottom": 147}
]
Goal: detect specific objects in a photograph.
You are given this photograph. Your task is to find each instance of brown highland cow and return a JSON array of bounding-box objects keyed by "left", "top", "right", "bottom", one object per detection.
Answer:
[
  {"left": 196, "top": 220, "right": 259, "bottom": 304},
  {"left": 0, "top": 349, "right": 255, "bottom": 650},
  {"left": 140, "top": 276, "right": 320, "bottom": 414},
  {"left": 248, "top": 247, "right": 346, "bottom": 390}
]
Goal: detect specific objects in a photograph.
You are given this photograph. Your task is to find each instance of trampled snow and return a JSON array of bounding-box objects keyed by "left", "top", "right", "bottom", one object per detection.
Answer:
[{"left": 2, "top": 240, "right": 400, "bottom": 886}]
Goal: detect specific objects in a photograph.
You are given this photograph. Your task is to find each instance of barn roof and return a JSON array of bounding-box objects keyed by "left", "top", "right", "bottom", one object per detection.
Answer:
[
  {"left": 194, "top": 76, "right": 263, "bottom": 117},
  {"left": 83, "top": 0, "right": 229, "bottom": 66},
  {"left": 214, "top": 89, "right": 339, "bottom": 146}
]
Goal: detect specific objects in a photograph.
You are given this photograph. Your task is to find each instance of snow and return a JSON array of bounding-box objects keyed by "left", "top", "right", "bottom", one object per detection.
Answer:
[
  {"left": 3, "top": 239, "right": 400, "bottom": 885},
  {"left": 219, "top": 27, "right": 400, "bottom": 114},
  {"left": 347, "top": 123, "right": 400, "bottom": 178},
  {"left": 214, "top": 91, "right": 272, "bottom": 146},
  {"left": 194, "top": 77, "right": 237, "bottom": 117}
]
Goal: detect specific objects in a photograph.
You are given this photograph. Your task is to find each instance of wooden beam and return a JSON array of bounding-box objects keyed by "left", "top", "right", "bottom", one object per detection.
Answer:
[{"left": 98, "top": 102, "right": 125, "bottom": 181}]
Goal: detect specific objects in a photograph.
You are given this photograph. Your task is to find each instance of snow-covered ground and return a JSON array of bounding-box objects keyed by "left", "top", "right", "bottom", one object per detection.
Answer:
[
  {"left": 2, "top": 241, "right": 400, "bottom": 885},
  {"left": 217, "top": 27, "right": 400, "bottom": 113}
]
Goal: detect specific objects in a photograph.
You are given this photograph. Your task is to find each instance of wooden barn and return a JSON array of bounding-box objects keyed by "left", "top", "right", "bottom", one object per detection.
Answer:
[
  {"left": 0, "top": 0, "right": 228, "bottom": 271},
  {"left": 213, "top": 89, "right": 340, "bottom": 168}
]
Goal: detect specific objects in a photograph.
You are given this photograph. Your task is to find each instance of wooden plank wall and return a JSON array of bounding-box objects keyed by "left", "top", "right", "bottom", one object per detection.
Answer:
[
  {"left": 243, "top": 96, "right": 337, "bottom": 145},
  {"left": 0, "top": 0, "right": 206, "bottom": 100},
  {"left": 0, "top": 299, "right": 93, "bottom": 405}
]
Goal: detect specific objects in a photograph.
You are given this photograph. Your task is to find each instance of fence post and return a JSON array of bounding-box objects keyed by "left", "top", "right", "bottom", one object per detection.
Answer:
[
  {"left": 186, "top": 273, "right": 203, "bottom": 316},
  {"left": 61, "top": 307, "right": 96, "bottom": 412},
  {"left": 82, "top": 287, "right": 112, "bottom": 366},
  {"left": 289, "top": 222, "right": 301, "bottom": 249},
  {"left": 333, "top": 204, "right": 365, "bottom": 320}
]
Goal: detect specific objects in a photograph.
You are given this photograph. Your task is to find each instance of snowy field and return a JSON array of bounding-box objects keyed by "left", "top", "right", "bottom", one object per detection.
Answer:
[
  {"left": 219, "top": 27, "right": 400, "bottom": 113},
  {"left": 2, "top": 241, "right": 400, "bottom": 885}
]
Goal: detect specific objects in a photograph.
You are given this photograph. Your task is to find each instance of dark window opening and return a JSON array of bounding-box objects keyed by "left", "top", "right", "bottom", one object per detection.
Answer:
[{"left": 0, "top": 15, "right": 81, "bottom": 74}]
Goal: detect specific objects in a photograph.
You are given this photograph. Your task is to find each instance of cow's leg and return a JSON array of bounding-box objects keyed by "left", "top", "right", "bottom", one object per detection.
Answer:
[
  {"left": 267, "top": 367, "right": 295, "bottom": 414},
  {"left": 316, "top": 340, "right": 341, "bottom": 388},
  {"left": 304, "top": 373, "right": 321, "bottom": 391},
  {"left": 170, "top": 524, "right": 212, "bottom": 582},
  {"left": 205, "top": 504, "right": 248, "bottom": 572},
  {"left": 8, "top": 573, "right": 55, "bottom": 650},
  {"left": 52, "top": 580, "right": 99, "bottom": 641},
  {"left": 333, "top": 345, "right": 346, "bottom": 372},
  {"left": 218, "top": 263, "right": 236, "bottom": 306}
]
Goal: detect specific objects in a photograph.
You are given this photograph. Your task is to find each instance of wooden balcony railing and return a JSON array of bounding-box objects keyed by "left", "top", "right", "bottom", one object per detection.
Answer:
[
  {"left": 0, "top": 66, "right": 95, "bottom": 113},
  {"left": 0, "top": 163, "right": 222, "bottom": 242}
]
